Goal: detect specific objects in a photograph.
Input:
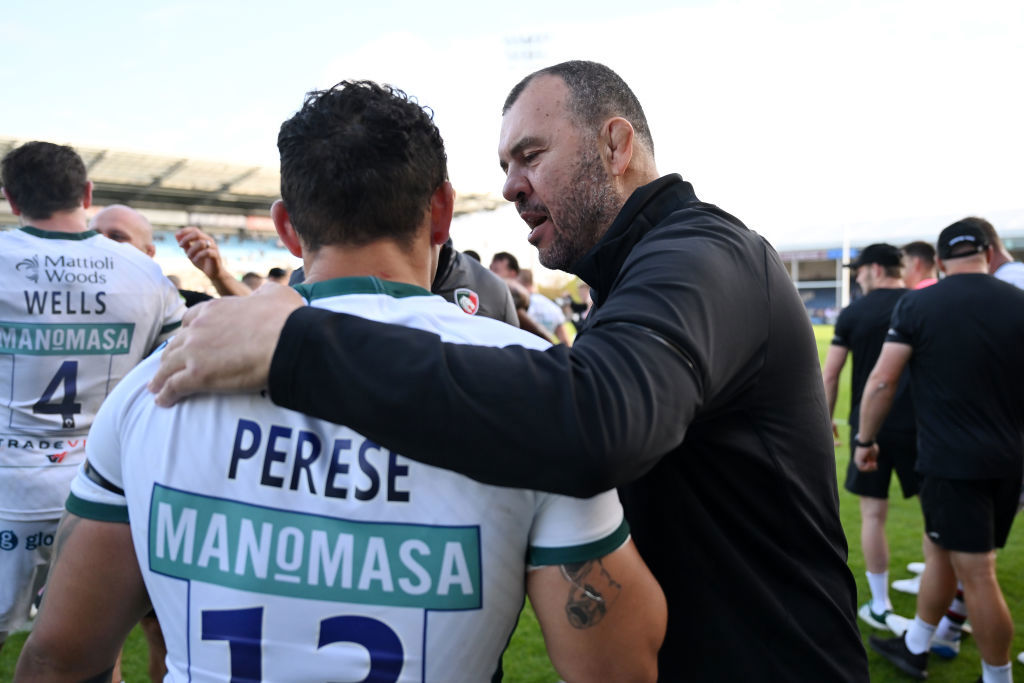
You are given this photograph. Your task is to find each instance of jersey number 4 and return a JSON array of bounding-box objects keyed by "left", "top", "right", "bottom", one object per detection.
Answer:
[
  {"left": 202, "top": 606, "right": 404, "bottom": 682},
  {"left": 33, "top": 360, "right": 81, "bottom": 429}
]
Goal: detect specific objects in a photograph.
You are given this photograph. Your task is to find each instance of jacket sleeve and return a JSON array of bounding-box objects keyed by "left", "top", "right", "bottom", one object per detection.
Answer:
[{"left": 269, "top": 298, "right": 701, "bottom": 499}]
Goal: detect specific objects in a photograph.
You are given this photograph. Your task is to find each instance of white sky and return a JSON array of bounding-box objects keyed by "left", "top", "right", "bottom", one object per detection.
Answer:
[{"left": 3, "top": 0, "right": 1022, "bottom": 249}]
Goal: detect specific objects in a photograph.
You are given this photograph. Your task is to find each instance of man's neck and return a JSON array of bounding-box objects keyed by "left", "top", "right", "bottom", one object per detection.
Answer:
[
  {"left": 21, "top": 207, "right": 90, "bottom": 234},
  {"left": 866, "top": 277, "right": 905, "bottom": 293},
  {"left": 990, "top": 249, "right": 1012, "bottom": 273},
  {"left": 302, "top": 240, "right": 432, "bottom": 289}
]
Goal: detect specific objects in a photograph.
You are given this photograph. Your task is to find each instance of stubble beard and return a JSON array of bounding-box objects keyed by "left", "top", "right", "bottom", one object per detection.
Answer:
[{"left": 538, "top": 147, "right": 623, "bottom": 272}]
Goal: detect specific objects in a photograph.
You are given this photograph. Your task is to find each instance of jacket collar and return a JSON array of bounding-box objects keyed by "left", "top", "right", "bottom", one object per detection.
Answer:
[{"left": 573, "top": 174, "right": 698, "bottom": 306}]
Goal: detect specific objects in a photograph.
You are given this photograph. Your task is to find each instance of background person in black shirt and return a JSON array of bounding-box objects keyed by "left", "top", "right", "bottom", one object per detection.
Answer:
[
  {"left": 823, "top": 243, "right": 916, "bottom": 634},
  {"left": 856, "top": 220, "right": 1024, "bottom": 683},
  {"left": 150, "top": 60, "right": 868, "bottom": 681}
]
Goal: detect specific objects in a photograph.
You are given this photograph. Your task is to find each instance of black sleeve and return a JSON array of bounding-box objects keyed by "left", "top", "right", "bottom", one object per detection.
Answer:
[
  {"left": 885, "top": 294, "right": 914, "bottom": 345},
  {"left": 269, "top": 305, "right": 701, "bottom": 499}
]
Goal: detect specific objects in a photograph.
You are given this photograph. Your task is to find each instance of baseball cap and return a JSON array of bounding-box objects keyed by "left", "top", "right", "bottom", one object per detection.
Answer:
[
  {"left": 937, "top": 221, "right": 990, "bottom": 260},
  {"left": 844, "top": 243, "right": 902, "bottom": 269}
]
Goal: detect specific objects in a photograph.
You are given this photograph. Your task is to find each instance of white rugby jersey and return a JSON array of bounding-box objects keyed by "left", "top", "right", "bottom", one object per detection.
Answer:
[
  {"left": 69, "top": 276, "right": 628, "bottom": 683},
  {"left": 1, "top": 227, "right": 184, "bottom": 520}
]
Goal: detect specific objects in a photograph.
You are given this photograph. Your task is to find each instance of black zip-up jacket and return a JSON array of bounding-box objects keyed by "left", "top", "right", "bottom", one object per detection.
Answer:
[{"left": 269, "top": 174, "right": 868, "bottom": 681}]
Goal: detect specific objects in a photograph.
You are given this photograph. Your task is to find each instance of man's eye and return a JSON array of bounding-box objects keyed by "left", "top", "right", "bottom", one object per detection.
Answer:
[{"left": 523, "top": 152, "right": 538, "bottom": 163}]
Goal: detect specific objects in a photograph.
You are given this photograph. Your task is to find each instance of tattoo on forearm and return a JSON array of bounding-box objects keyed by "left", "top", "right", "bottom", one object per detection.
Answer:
[{"left": 559, "top": 559, "right": 622, "bottom": 629}]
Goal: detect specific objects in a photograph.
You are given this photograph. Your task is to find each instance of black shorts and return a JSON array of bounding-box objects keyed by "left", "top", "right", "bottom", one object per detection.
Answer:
[
  {"left": 845, "top": 430, "right": 920, "bottom": 499},
  {"left": 919, "top": 475, "right": 1022, "bottom": 552}
]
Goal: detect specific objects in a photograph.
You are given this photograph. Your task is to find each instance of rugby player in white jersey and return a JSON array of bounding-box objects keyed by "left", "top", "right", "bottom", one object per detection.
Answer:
[
  {"left": 0, "top": 142, "right": 184, "bottom": 654},
  {"left": 15, "top": 82, "right": 666, "bottom": 682}
]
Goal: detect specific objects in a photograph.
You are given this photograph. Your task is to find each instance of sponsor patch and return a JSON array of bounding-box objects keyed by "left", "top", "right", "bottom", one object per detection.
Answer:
[
  {"left": 149, "top": 485, "right": 482, "bottom": 609},
  {"left": 0, "top": 529, "right": 18, "bottom": 550},
  {"left": 454, "top": 288, "right": 479, "bottom": 315}
]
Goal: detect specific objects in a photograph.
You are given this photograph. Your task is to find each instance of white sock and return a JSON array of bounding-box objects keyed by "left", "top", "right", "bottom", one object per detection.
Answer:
[
  {"left": 866, "top": 570, "right": 891, "bottom": 612},
  {"left": 981, "top": 659, "right": 1012, "bottom": 683},
  {"left": 904, "top": 616, "right": 936, "bottom": 655}
]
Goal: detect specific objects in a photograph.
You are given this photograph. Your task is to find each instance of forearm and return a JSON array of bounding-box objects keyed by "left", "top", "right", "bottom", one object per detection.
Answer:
[
  {"left": 14, "top": 648, "right": 113, "bottom": 683},
  {"left": 517, "top": 310, "right": 553, "bottom": 341},
  {"left": 821, "top": 346, "right": 847, "bottom": 419},
  {"left": 823, "top": 376, "right": 839, "bottom": 419},
  {"left": 210, "top": 272, "right": 253, "bottom": 297},
  {"left": 269, "top": 307, "right": 698, "bottom": 497},
  {"left": 857, "top": 378, "right": 897, "bottom": 441}
]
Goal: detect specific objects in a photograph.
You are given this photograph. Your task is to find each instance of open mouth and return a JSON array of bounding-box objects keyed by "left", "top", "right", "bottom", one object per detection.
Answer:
[{"left": 519, "top": 210, "right": 550, "bottom": 244}]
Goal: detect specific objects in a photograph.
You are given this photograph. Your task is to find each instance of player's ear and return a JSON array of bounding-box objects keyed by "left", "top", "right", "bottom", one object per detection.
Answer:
[
  {"left": 1, "top": 187, "right": 19, "bottom": 216},
  {"left": 429, "top": 181, "right": 454, "bottom": 246},
  {"left": 271, "top": 200, "right": 302, "bottom": 257},
  {"left": 81, "top": 180, "right": 94, "bottom": 210},
  {"left": 603, "top": 117, "right": 634, "bottom": 177}
]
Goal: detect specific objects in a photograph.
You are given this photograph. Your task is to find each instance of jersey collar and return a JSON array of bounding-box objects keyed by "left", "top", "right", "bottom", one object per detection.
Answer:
[
  {"left": 20, "top": 226, "right": 99, "bottom": 240},
  {"left": 292, "top": 276, "right": 432, "bottom": 303}
]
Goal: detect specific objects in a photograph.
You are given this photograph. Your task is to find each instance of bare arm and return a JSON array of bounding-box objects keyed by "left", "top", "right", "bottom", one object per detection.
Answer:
[
  {"left": 528, "top": 539, "right": 666, "bottom": 682},
  {"left": 517, "top": 309, "right": 555, "bottom": 342},
  {"left": 14, "top": 514, "right": 150, "bottom": 682},
  {"left": 821, "top": 345, "right": 849, "bottom": 443},
  {"left": 854, "top": 342, "right": 912, "bottom": 472},
  {"left": 554, "top": 322, "right": 573, "bottom": 347},
  {"left": 177, "top": 227, "right": 253, "bottom": 297}
]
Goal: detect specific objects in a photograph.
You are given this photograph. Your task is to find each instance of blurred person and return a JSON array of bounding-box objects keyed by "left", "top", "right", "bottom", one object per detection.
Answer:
[
  {"left": 858, "top": 220, "right": 1024, "bottom": 683},
  {"left": 240, "top": 272, "right": 264, "bottom": 290},
  {"left": 504, "top": 277, "right": 554, "bottom": 341},
  {"left": 148, "top": 60, "right": 867, "bottom": 681},
  {"left": 900, "top": 241, "right": 939, "bottom": 290},
  {"left": 461, "top": 249, "right": 481, "bottom": 261},
  {"left": 431, "top": 238, "right": 518, "bottom": 324},
  {"left": 176, "top": 227, "right": 253, "bottom": 298},
  {"left": 518, "top": 268, "right": 572, "bottom": 346},
  {"left": 488, "top": 250, "right": 520, "bottom": 279},
  {"left": 0, "top": 142, "right": 184, "bottom": 653},
  {"left": 91, "top": 205, "right": 213, "bottom": 308},
  {"left": 564, "top": 282, "right": 593, "bottom": 325},
  {"left": 266, "top": 266, "right": 289, "bottom": 284},
  {"left": 15, "top": 80, "right": 665, "bottom": 683},
  {"left": 970, "top": 216, "right": 1024, "bottom": 288},
  {"left": 822, "top": 244, "right": 916, "bottom": 635}
]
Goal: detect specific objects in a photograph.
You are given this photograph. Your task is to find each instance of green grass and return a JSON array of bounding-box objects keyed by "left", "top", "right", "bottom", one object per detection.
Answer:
[{"left": 2, "top": 325, "right": 1021, "bottom": 681}]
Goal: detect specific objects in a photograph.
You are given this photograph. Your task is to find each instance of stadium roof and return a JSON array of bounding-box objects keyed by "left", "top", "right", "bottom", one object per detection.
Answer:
[{"left": 0, "top": 136, "right": 504, "bottom": 222}]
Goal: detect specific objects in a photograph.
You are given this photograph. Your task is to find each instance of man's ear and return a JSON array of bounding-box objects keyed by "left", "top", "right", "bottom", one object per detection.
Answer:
[
  {"left": 430, "top": 181, "right": 454, "bottom": 246},
  {"left": 2, "top": 187, "right": 21, "bottom": 216},
  {"left": 602, "top": 117, "right": 635, "bottom": 177},
  {"left": 82, "top": 180, "right": 94, "bottom": 210},
  {"left": 271, "top": 200, "right": 303, "bottom": 257}
]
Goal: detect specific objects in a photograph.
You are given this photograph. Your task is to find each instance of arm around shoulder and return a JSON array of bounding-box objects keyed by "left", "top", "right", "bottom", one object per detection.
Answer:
[{"left": 528, "top": 538, "right": 666, "bottom": 682}]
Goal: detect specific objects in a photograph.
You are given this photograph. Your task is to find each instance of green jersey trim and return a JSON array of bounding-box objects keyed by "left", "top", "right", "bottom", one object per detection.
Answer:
[
  {"left": 293, "top": 276, "right": 432, "bottom": 303},
  {"left": 160, "top": 320, "right": 182, "bottom": 335},
  {"left": 65, "top": 492, "right": 129, "bottom": 523},
  {"left": 20, "top": 226, "right": 100, "bottom": 241},
  {"left": 528, "top": 518, "right": 630, "bottom": 566}
]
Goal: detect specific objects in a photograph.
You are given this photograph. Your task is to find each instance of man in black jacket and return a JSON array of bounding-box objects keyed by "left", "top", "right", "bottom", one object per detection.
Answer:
[{"left": 151, "top": 60, "right": 867, "bottom": 681}]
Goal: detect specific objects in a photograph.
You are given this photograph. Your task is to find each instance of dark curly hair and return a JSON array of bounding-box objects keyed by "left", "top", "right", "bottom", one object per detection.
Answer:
[
  {"left": 1, "top": 141, "right": 89, "bottom": 220},
  {"left": 277, "top": 80, "right": 448, "bottom": 251}
]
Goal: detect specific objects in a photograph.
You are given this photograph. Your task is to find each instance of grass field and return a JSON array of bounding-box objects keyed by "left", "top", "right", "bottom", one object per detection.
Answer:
[{"left": 2, "top": 324, "right": 1022, "bottom": 681}]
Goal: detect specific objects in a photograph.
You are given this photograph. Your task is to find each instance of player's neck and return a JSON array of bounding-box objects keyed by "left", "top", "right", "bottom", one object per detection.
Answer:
[
  {"left": 302, "top": 240, "right": 432, "bottom": 290},
  {"left": 21, "top": 207, "right": 90, "bottom": 234}
]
